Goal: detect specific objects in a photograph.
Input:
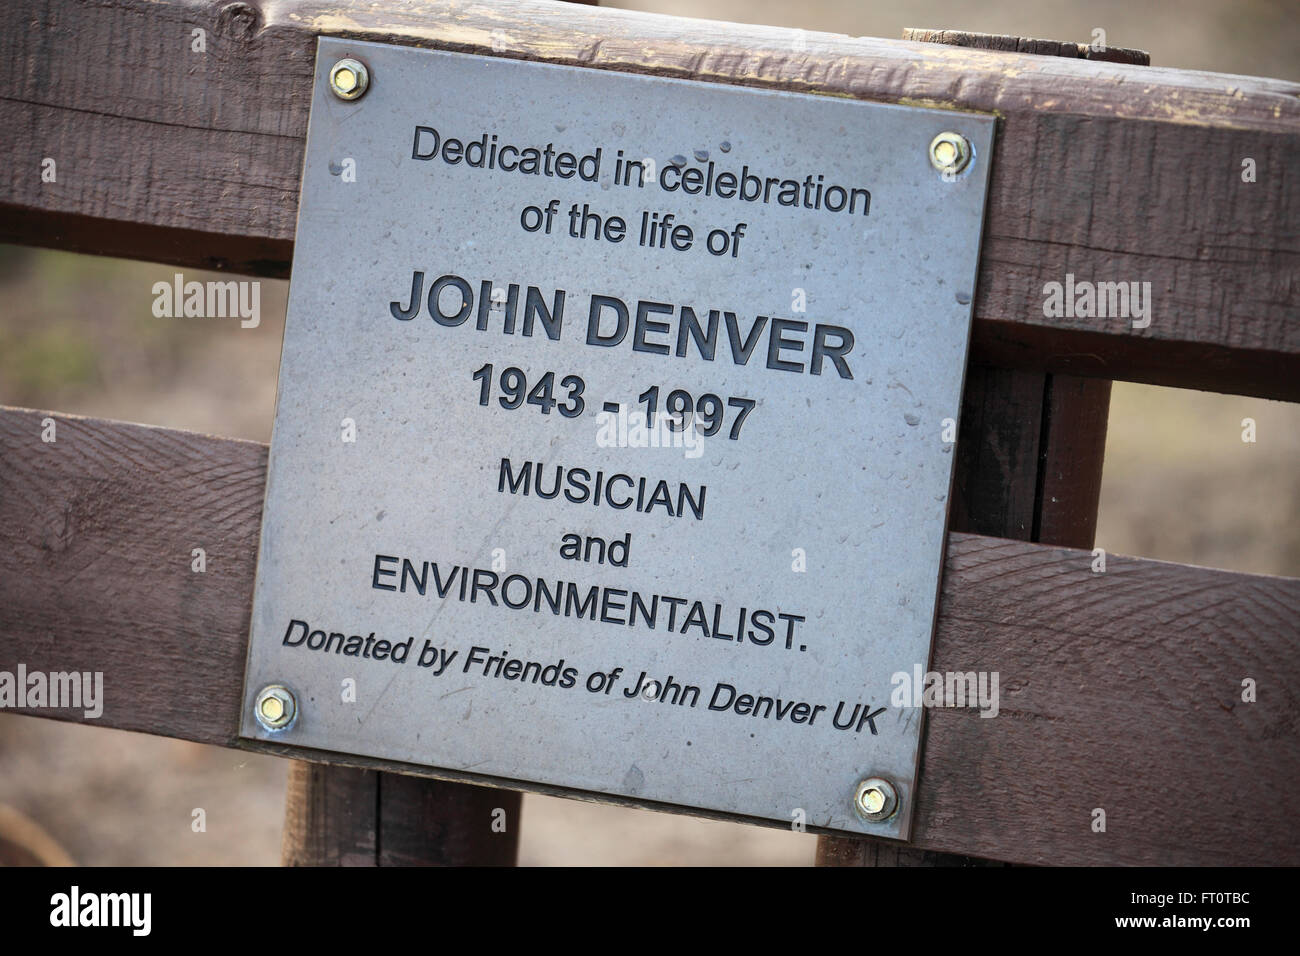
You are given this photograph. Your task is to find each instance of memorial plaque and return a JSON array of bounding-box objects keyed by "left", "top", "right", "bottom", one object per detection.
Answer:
[{"left": 240, "top": 37, "right": 995, "bottom": 837}]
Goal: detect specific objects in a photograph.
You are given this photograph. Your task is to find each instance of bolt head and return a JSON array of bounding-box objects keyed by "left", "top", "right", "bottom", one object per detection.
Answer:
[
  {"left": 854, "top": 777, "right": 899, "bottom": 822},
  {"left": 334, "top": 67, "right": 357, "bottom": 92},
  {"left": 929, "top": 131, "right": 972, "bottom": 175},
  {"left": 254, "top": 684, "right": 296, "bottom": 731},
  {"left": 329, "top": 58, "right": 369, "bottom": 101}
]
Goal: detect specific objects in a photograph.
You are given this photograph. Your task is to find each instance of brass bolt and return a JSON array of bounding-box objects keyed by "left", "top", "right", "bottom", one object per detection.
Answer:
[
  {"left": 254, "top": 684, "right": 297, "bottom": 731},
  {"left": 329, "top": 58, "right": 369, "bottom": 101},
  {"left": 854, "top": 777, "right": 899, "bottom": 822},
  {"left": 929, "top": 131, "right": 972, "bottom": 175}
]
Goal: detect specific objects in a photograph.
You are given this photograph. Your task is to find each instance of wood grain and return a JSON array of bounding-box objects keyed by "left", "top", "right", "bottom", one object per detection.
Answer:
[
  {"left": 902, "top": 28, "right": 1150, "bottom": 65},
  {"left": 2, "top": 0, "right": 1298, "bottom": 398},
  {"left": 1034, "top": 374, "right": 1112, "bottom": 548},
  {"left": 947, "top": 367, "right": 1049, "bottom": 542},
  {"left": 280, "top": 762, "right": 520, "bottom": 865},
  {"left": 375, "top": 772, "right": 520, "bottom": 866},
  {"left": 282, "top": 762, "right": 378, "bottom": 866},
  {"left": 2, "top": 406, "right": 1295, "bottom": 865}
]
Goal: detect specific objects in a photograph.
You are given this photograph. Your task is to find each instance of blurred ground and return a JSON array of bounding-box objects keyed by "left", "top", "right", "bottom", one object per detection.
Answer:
[
  {"left": 0, "top": 0, "right": 1296, "bottom": 866},
  {"left": 1097, "top": 384, "right": 1300, "bottom": 578}
]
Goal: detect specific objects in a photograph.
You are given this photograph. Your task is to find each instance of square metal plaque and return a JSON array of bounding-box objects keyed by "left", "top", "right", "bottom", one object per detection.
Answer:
[{"left": 241, "top": 37, "right": 994, "bottom": 838}]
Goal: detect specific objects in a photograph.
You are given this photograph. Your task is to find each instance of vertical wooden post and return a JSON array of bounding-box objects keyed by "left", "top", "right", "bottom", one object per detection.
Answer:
[
  {"left": 281, "top": 764, "right": 522, "bottom": 866},
  {"left": 817, "top": 28, "right": 1145, "bottom": 868}
]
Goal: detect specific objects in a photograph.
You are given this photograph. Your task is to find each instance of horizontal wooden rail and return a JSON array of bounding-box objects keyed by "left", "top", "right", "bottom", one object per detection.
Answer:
[
  {"left": 1, "top": 405, "right": 1296, "bottom": 865},
  {"left": 3, "top": 0, "right": 1299, "bottom": 399}
]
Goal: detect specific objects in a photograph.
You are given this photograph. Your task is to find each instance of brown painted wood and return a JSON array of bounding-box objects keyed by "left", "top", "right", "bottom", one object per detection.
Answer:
[
  {"left": 2, "top": 0, "right": 1297, "bottom": 398},
  {"left": 948, "top": 367, "right": 1048, "bottom": 542},
  {"left": 1035, "top": 375, "right": 1112, "bottom": 549},
  {"left": 902, "top": 28, "right": 1150, "bottom": 65},
  {"left": 282, "top": 762, "right": 378, "bottom": 866},
  {"left": 2, "top": 406, "right": 1294, "bottom": 865},
  {"left": 817, "top": 839, "right": 1003, "bottom": 867},
  {"left": 943, "top": 368, "right": 1112, "bottom": 554},
  {"left": 280, "top": 762, "right": 521, "bottom": 865},
  {"left": 376, "top": 773, "right": 521, "bottom": 866}
]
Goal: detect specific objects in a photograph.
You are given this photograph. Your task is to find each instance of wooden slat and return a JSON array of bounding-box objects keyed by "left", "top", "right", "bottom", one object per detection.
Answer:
[
  {"left": 2, "top": 0, "right": 1298, "bottom": 398},
  {"left": 2, "top": 406, "right": 1296, "bottom": 865}
]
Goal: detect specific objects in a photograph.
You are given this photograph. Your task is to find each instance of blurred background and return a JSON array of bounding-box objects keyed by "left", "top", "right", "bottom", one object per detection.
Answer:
[{"left": 1, "top": 0, "right": 1296, "bottom": 865}]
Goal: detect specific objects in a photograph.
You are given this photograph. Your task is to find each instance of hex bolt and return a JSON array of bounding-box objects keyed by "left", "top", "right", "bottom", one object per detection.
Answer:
[
  {"left": 254, "top": 684, "right": 297, "bottom": 732},
  {"left": 929, "top": 131, "right": 972, "bottom": 175},
  {"left": 329, "top": 58, "right": 370, "bottom": 101},
  {"left": 854, "top": 777, "right": 899, "bottom": 822}
]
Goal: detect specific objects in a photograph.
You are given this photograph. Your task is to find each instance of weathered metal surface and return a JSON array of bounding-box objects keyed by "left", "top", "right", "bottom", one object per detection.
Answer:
[{"left": 241, "top": 37, "right": 994, "bottom": 837}]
